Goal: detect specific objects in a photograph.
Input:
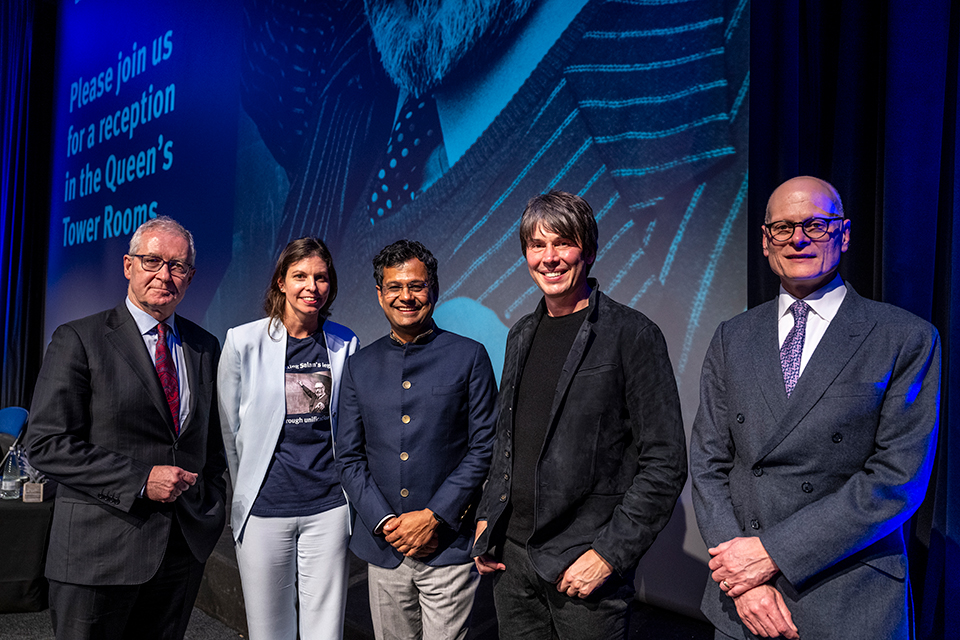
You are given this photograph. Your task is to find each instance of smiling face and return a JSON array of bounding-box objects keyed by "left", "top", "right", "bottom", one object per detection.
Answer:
[
  {"left": 377, "top": 258, "right": 436, "bottom": 343},
  {"left": 762, "top": 177, "right": 850, "bottom": 299},
  {"left": 123, "top": 230, "right": 194, "bottom": 321},
  {"left": 280, "top": 255, "right": 331, "bottom": 331},
  {"left": 525, "top": 224, "right": 593, "bottom": 316}
]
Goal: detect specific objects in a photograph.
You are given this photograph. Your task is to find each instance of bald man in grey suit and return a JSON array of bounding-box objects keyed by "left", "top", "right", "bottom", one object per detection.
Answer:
[{"left": 691, "top": 177, "right": 940, "bottom": 639}]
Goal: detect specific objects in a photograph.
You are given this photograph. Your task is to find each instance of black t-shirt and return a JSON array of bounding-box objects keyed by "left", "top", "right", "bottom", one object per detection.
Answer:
[{"left": 505, "top": 306, "right": 588, "bottom": 544}]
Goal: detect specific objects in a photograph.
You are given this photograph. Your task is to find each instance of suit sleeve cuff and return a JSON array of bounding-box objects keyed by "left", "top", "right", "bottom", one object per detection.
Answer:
[{"left": 374, "top": 514, "right": 396, "bottom": 535}]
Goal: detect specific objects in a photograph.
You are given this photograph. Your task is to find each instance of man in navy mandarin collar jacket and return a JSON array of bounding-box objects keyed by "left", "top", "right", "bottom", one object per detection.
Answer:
[{"left": 337, "top": 240, "right": 497, "bottom": 640}]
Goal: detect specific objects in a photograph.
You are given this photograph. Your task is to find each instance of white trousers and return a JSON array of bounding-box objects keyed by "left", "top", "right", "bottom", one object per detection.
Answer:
[
  {"left": 368, "top": 557, "right": 480, "bottom": 640},
  {"left": 235, "top": 505, "right": 350, "bottom": 640}
]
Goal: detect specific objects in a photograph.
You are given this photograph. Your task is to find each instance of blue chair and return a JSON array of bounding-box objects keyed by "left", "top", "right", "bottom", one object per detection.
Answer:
[{"left": 0, "top": 406, "right": 29, "bottom": 439}]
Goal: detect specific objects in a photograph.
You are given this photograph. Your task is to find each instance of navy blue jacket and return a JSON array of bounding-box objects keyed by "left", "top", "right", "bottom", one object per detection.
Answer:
[{"left": 336, "top": 328, "right": 497, "bottom": 568}]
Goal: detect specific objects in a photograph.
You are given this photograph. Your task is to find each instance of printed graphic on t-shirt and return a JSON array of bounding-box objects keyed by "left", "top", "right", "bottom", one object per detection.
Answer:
[{"left": 285, "top": 370, "right": 332, "bottom": 420}]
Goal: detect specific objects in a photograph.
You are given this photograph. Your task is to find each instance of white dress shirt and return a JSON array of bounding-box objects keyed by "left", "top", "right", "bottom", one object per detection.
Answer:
[
  {"left": 777, "top": 273, "right": 847, "bottom": 377},
  {"left": 125, "top": 296, "right": 192, "bottom": 432}
]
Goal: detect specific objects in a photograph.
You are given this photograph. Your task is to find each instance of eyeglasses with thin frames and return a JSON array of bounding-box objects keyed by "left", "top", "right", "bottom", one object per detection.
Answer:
[
  {"left": 129, "top": 254, "right": 193, "bottom": 277},
  {"left": 379, "top": 282, "right": 430, "bottom": 298}
]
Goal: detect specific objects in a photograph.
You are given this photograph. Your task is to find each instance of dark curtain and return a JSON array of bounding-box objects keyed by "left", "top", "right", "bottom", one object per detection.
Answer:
[
  {"left": 0, "top": 0, "right": 957, "bottom": 635},
  {"left": 750, "top": 2, "right": 959, "bottom": 637},
  {"left": 0, "top": 0, "right": 52, "bottom": 410}
]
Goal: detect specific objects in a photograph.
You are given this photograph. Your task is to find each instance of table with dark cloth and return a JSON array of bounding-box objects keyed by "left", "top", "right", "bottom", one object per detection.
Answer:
[{"left": 0, "top": 491, "right": 54, "bottom": 612}]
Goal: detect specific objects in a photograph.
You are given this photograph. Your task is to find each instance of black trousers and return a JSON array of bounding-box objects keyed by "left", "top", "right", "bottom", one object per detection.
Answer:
[
  {"left": 492, "top": 538, "right": 634, "bottom": 640},
  {"left": 48, "top": 521, "right": 205, "bottom": 640}
]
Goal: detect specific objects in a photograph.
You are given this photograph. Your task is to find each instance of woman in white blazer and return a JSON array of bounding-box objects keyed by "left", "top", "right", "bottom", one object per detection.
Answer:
[{"left": 218, "top": 238, "right": 359, "bottom": 640}]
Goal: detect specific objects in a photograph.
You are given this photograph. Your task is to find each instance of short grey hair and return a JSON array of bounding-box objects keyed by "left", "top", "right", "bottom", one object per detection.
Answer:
[{"left": 128, "top": 216, "right": 196, "bottom": 265}]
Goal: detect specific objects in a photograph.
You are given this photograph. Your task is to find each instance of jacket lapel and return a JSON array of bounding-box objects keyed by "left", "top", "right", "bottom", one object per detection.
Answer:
[
  {"left": 514, "top": 310, "right": 540, "bottom": 377},
  {"left": 104, "top": 303, "right": 174, "bottom": 432},
  {"left": 756, "top": 287, "right": 874, "bottom": 461},
  {"left": 543, "top": 291, "right": 598, "bottom": 445},
  {"left": 549, "top": 313, "right": 592, "bottom": 427},
  {"left": 509, "top": 287, "right": 596, "bottom": 445},
  {"left": 749, "top": 301, "right": 787, "bottom": 426},
  {"left": 324, "top": 323, "right": 346, "bottom": 439},
  {"left": 508, "top": 303, "right": 543, "bottom": 416},
  {"left": 176, "top": 318, "right": 203, "bottom": 437}
]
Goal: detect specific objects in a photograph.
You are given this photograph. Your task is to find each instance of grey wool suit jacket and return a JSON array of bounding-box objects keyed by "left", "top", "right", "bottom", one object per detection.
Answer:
[
  {"left": 691, "top": 284, "right": 940, "bottom": 639},
  {"left": 25, "top": 302, "right": 227, "bottom": 586}
]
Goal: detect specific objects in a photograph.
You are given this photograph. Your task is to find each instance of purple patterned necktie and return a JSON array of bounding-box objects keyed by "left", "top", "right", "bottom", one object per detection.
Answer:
[
  {"left": 155, "top": 322, "right": 180, "bottom": 435},
  {"left": 780, "top": 300, "right": 810, "bottom": 397}
]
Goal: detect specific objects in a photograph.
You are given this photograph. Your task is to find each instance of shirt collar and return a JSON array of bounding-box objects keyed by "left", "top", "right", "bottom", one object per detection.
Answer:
[
  {"left": 125, "top": 296, "right": 179, "bottom": 339},
  {"left": 389, "top": 321, "right": 437, "bottom": 346},
  {"left": 777, "top": 273, "right": 847, "bottom": 323}
]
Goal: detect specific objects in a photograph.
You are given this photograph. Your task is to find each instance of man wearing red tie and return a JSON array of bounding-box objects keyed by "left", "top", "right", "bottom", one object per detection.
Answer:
[{"left": 25, "top": 217, "right": 226, "bottom": 640}]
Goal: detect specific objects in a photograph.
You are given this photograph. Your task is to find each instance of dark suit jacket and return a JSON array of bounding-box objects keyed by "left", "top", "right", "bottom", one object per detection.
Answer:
[
  {"left": 25, "top": 302, "right": 227, "bottom": 586},
  {"left": 691, "top": 284, "right": 940, "bottom": 639},
  {"left": 473, "top": 284, "right": 687, "bottom": 582}
]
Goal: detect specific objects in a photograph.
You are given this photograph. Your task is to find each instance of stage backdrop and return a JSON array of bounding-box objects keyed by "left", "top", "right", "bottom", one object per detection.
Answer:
[{"left": 46, "top": 0, "right": 748, "bottom": 616}]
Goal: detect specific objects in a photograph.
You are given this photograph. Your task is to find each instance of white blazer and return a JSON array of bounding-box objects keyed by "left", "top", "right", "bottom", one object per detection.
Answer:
[{"left": 217, "top": 317, "right": 359, "bottom": 540}]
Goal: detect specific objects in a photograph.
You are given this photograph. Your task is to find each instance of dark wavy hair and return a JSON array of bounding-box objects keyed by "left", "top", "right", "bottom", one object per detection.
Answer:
[
  {"left": 519, "top": 190, "right": 598, "bottom": 274},
  {"left": 264, "top": 238, "right": 338, "bottom": 329},
  {"left": 372, "top": 239, "right": 439, "bottom": 298}
]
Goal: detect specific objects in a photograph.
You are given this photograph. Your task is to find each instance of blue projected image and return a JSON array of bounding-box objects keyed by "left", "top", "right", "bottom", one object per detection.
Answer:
[
  {"left": 46, "top": 0, "right": 242, "bottom": 337},
  {"left": 210, "top": 0, "right": 748, "bottom": 398},
  {"left": 46, "top": 0, "right": 749, "bottom": 616}
]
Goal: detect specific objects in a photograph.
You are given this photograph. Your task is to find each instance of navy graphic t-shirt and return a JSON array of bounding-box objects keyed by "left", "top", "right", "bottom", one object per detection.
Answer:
[{"left": 250, "top": 331, "right": 346, "bottom": 516}]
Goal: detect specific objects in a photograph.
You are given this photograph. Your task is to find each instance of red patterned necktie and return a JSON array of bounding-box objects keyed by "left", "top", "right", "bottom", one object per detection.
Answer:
[
  {"left": 780, "top": 300, "right": 810, "bottom": 397},
  {"left": 155, "top": 322, "right": 180, "bottom": 435}
]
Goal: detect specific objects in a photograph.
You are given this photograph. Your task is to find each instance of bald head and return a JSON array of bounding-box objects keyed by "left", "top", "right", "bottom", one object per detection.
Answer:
[
  {"left": 762, "top": 176, "right": 850, "bottom": 299},
  {"left": 765, "top": 176, "right": 844, "bottom": 223}
]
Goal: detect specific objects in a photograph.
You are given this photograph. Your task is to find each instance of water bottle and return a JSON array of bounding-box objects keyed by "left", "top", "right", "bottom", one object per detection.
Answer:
[{"left": 1, "top": 446, "right": 20, "bottom": 499}]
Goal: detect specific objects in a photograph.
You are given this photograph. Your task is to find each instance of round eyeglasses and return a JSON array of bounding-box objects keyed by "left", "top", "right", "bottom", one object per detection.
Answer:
[{"left": 763, "top": 217, "right": 844, "bottom": 242}]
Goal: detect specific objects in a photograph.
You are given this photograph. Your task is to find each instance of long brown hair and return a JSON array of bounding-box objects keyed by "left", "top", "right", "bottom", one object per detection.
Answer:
[{"left": 264, "top": 238, "right": 338, "bottom": 330}]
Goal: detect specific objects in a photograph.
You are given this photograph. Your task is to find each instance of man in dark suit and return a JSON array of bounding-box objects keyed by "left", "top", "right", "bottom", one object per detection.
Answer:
[
  {"left": 472, "top": 191, "right": 687, "bottom": 640},
  {"left": 336, "top": 240, "right": 497, "bottom": 640},
  {"left": 24, "top": 217, "right": 227, "bottom": 640},
  {"left": 691, "top": 176, "right": 940, "bottom": 639}
]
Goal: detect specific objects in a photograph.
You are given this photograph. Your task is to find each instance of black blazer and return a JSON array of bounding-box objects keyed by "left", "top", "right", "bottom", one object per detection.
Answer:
[
  {"left": 473, "top": 283, "right": 687, "bottom": 581},
  {"left": 25, "top": 302, "right": 227, "bottom": 585}
]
